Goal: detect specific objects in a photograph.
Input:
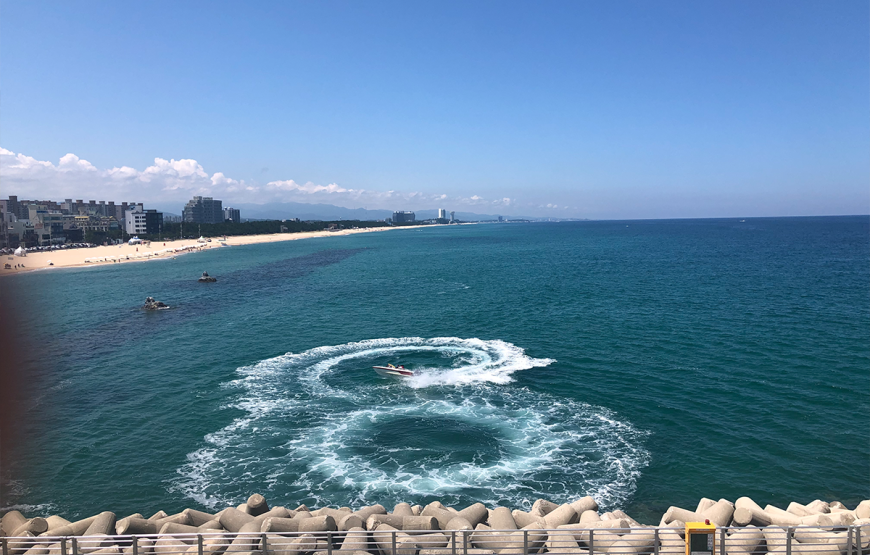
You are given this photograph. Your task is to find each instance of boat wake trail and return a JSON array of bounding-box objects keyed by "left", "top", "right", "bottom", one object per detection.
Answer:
[{"left": 173, "top": 337, "right": 649, "bottom": 511}]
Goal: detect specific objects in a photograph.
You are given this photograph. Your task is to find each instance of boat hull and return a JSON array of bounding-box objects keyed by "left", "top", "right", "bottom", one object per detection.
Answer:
[{"left": 373, "top": 366, "right": 414, "bottom": 377}]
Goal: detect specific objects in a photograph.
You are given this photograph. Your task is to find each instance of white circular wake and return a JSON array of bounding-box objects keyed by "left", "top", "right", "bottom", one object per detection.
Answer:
[{"left": 173, "top": 337, "right": 649, "bottom": 511}]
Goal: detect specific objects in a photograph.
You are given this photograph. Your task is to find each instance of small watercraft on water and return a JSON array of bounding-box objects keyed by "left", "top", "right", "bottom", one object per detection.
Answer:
[
  {"left": 142, "top": 296, "right": 170, "bottom": 310},
  {"left": 373, "top": 364, "right": 414, "bottom": 377}
]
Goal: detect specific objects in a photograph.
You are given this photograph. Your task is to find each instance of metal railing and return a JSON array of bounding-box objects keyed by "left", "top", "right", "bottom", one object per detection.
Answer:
[{"left": 1, "top": 524, "right": 867, "bottom": 555}]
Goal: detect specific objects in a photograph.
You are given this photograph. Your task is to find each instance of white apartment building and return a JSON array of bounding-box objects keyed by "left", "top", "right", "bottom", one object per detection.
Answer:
[{"left": 125, "top": 204, "right": 147, "bottom": 235}]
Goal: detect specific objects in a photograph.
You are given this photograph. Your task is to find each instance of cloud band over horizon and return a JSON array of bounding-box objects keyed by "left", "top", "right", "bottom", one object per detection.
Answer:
[{"left": 0, "top": 148, "right": 547, "bottom": 215}]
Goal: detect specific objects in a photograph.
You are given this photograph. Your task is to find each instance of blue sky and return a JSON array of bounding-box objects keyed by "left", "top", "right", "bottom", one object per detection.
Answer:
[{"left": 1, "top": 1, "right": 867, "bottom": 218}]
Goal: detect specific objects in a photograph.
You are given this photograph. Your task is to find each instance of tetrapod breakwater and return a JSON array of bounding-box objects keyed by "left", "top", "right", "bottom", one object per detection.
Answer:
[{"left": 2, "top": 495, "right": 869, "bottom": 555}]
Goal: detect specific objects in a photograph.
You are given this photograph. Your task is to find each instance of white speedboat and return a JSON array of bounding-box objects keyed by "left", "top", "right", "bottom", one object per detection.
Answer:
[{"left": 373, "top": 365, "right": 414, "bottom": 378}]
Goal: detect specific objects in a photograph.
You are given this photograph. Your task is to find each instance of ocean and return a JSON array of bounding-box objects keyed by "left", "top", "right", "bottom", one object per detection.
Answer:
[{"left": 1, "top": 217, "right": 868, "bottom": 524}]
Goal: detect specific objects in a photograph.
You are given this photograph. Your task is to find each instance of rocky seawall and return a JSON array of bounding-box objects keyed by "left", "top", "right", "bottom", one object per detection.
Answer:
[{"left": 2, "top": 495, "right": 869, "bottom": 555}]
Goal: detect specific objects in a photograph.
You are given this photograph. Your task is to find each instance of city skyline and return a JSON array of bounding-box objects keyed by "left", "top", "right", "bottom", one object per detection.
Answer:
[{"left": 1, "top": 1, "right": 868, "bottom": 219}]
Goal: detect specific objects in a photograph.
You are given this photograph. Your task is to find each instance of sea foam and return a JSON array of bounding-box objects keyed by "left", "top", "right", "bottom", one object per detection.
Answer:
[{"left": 173, "top": 337, "right": 649, "bottom": 511}]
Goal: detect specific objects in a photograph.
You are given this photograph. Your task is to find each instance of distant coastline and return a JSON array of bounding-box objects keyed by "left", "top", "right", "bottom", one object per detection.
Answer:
[{"left": 0, "top": 223, "right": 442, "bottom": 277}]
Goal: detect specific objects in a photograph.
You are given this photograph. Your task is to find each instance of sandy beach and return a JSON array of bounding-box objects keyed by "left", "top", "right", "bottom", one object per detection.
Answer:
[{"left": 1, "top": 225, "right": 422, "bottom": 277}]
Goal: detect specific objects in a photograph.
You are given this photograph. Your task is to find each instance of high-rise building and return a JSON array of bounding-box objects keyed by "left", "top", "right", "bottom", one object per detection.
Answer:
[
  {"left": 437, "top": 208, "right": 447, "bottom": 219},
  {"left": 392, "top": 211, "right": 415, "bottom": 223},
  {"left": 223, "top": 207, "right": 241, "bottom": 223},
  {"left": 183, "top": 196, "right": 223, "bottom": 224}
]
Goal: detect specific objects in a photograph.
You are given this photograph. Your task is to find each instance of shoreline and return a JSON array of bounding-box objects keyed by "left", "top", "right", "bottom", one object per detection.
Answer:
[{"left": 0, "top": 224, "right": 435, "bottom": 277}]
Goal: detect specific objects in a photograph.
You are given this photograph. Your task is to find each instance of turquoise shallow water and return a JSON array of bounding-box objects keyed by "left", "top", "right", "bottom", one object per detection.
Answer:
[{"left": 1, "top": 217, "right": 868, "bottom": 523}]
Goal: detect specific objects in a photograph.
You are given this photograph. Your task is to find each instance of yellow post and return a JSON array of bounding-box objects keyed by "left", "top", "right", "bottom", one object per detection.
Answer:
[{"left": 686, "top": 521, "right": 717, "bottom": 555}]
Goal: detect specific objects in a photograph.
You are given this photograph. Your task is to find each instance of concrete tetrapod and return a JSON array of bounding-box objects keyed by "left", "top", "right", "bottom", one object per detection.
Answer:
[
  {"left": 2, "top": 511, "right": 28, "bottom": 535},
  {"left": 261, "top": 516, "right": 302, "bottom": 533},
  {"left": 121, "top": 537, "right": 155, "bottom": 555},
  {"left": 219, "top": 508, "right": 256, "bottom": 533},
  {"left": 151, "top": 512, "right": 191, "bottom": 530},
  {"left": 763, "top": 506, "right": 805, "bottom": 526},
  {"left": 542, "top": 505, "right": 577, "bottom": 528},
  {"left": 182, "top": 509, "right": 218, "bottom": 527},
  {"left": 246, "top": 494, "right": 269, "bottom": 517},
  {"left": 823, "top": 511, "right": 855, "bottom": 526},
  {"left": 184, "top": 536, "right": 229, "bottom": 555},
  {"left": 366, "top": 515, "right": 406, "bottom": 531},
  {"left": 11, "top": 519, "right": 49, "bottom": 537},
  {"left": 472, "top": 523, "right": 511, "bottom": 551},
  {"left": 159, "top": 522, "right": 215, "bottom": 535},
  {"left": 608, "top": 511, "right": 642, "bottom": 528},
  {"left": 338, "top": 514, "right": 364, "bottom": 532},
  {"left": 701, "top": 500, "right": 734, "bottom": 527},
  {"left": 696, "top": 499, "right": 717, "bottom": 513},
  {"left": 662, "top": 507, "right": 705, "bottom": 525},
  {"left": 371, "top": 523, "right": 419, "bottom": 555},
  {"left": 44, "top": 516, "right": 71, "bottom": 530},
  {"left": 723, "top": 525, "right": 764, "bottom": 555},
  {"left": 22, "top": 541, "right": 52, "bottom": 555},
  {"left": 78, "top": 534, "right": 116, "bottom": 555},
  {"left": 558, "top": 519, "right": 630, "bottom": 544},
  {"left": 733, "top": 499, "right": 772, "bottom": 527},
  {"left": 761, "top": 526, "right": 790, "bottom": 550},
  {"left": 489, "top": 508, "right": 518, "bottom": 531},
  {"left": 84, "top": 513, "right": 117, "bottom": 537},
  {"left": 7, "top": 532, "right": 37, "bottom": 555},
  {"left": 544, "top": 528, "right": 587, "bottom": 554},
  {"left": 154, "top": 535, "right": 194, "bottom": 555},
  {"left": 458, "top": 504, "right": 489, "bottom": 528},
  {"left": 806, "top": 501, "right": 831, "bottom": 514},
  {"left": 399, "top": 516, "right": 440, "bottom": 533},
  {"left": 352, "top": 505, "right": 387, "bottom": 525},
  {"left": 510, "top": 511, "right": 545, "bottom": 529},
  {"left": 393, "top": 504, "right": 414, "bottom": 518},
  {"left": 472, "top": 526, "right": 546, "bottom": 555},
  {"left": 569, "top": 497, "right": 599, "bottom": 516},
  {"left": 409, "top": 532, "right": 449, "bottom": 550},
  {"left": 225, "top": 520, "right": 264, "bottom": 553},
  {"left": 311, "top": 508, "right": 352, "bottom": 524},
  {"left": 579, "top": 511, "right": 602, "bottom": 524},
  {"left": 657, "top": 529, "right": 685, "bottom": 555},
  {"left": 620, "top": 527, "right": 656, "bottom": 555},
  {"left": 42, "top": 515, "right": 100, "bottom": 537},
  {"left": 198, "top": 520, "right": 224, "bottom": 531},
  {"left": 148, "top": 511, "right": 169, "bottom": 522},
  {"left": 339, "top": 527, "right": 372, "bottom": 552},
  {"left": 445, "top": 517, "right": 474, "bottom": 531},
  {"left": 115, "top": 517, "right": 159, "bottom": 535},
  {"left": 530, "top": 500, "right": 559, "bottom": 518},
  {"left": 265, "top": 534, "right": 320, "bottom": 555},
  {"left": 420, "top": 504, "right": 455, "bottom": 530}
]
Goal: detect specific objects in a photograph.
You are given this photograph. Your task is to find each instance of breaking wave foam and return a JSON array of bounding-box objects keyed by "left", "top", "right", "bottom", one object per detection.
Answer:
[{"left": 173, "top": 337, "right": 649, "bottom": 511}]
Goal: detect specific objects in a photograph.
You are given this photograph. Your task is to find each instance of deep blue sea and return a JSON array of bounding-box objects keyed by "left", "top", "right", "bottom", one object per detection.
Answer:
[{"left": 1, "top": 217, "right": 868, "bottom": 523}]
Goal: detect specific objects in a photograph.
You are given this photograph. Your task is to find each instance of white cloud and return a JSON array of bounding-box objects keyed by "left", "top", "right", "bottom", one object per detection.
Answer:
[
  {"left": 0, "top": 147, "right": 572, "bottom": 215},
  {"left": 266, "top": 180, "right": 350, "bottom": 194}
]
